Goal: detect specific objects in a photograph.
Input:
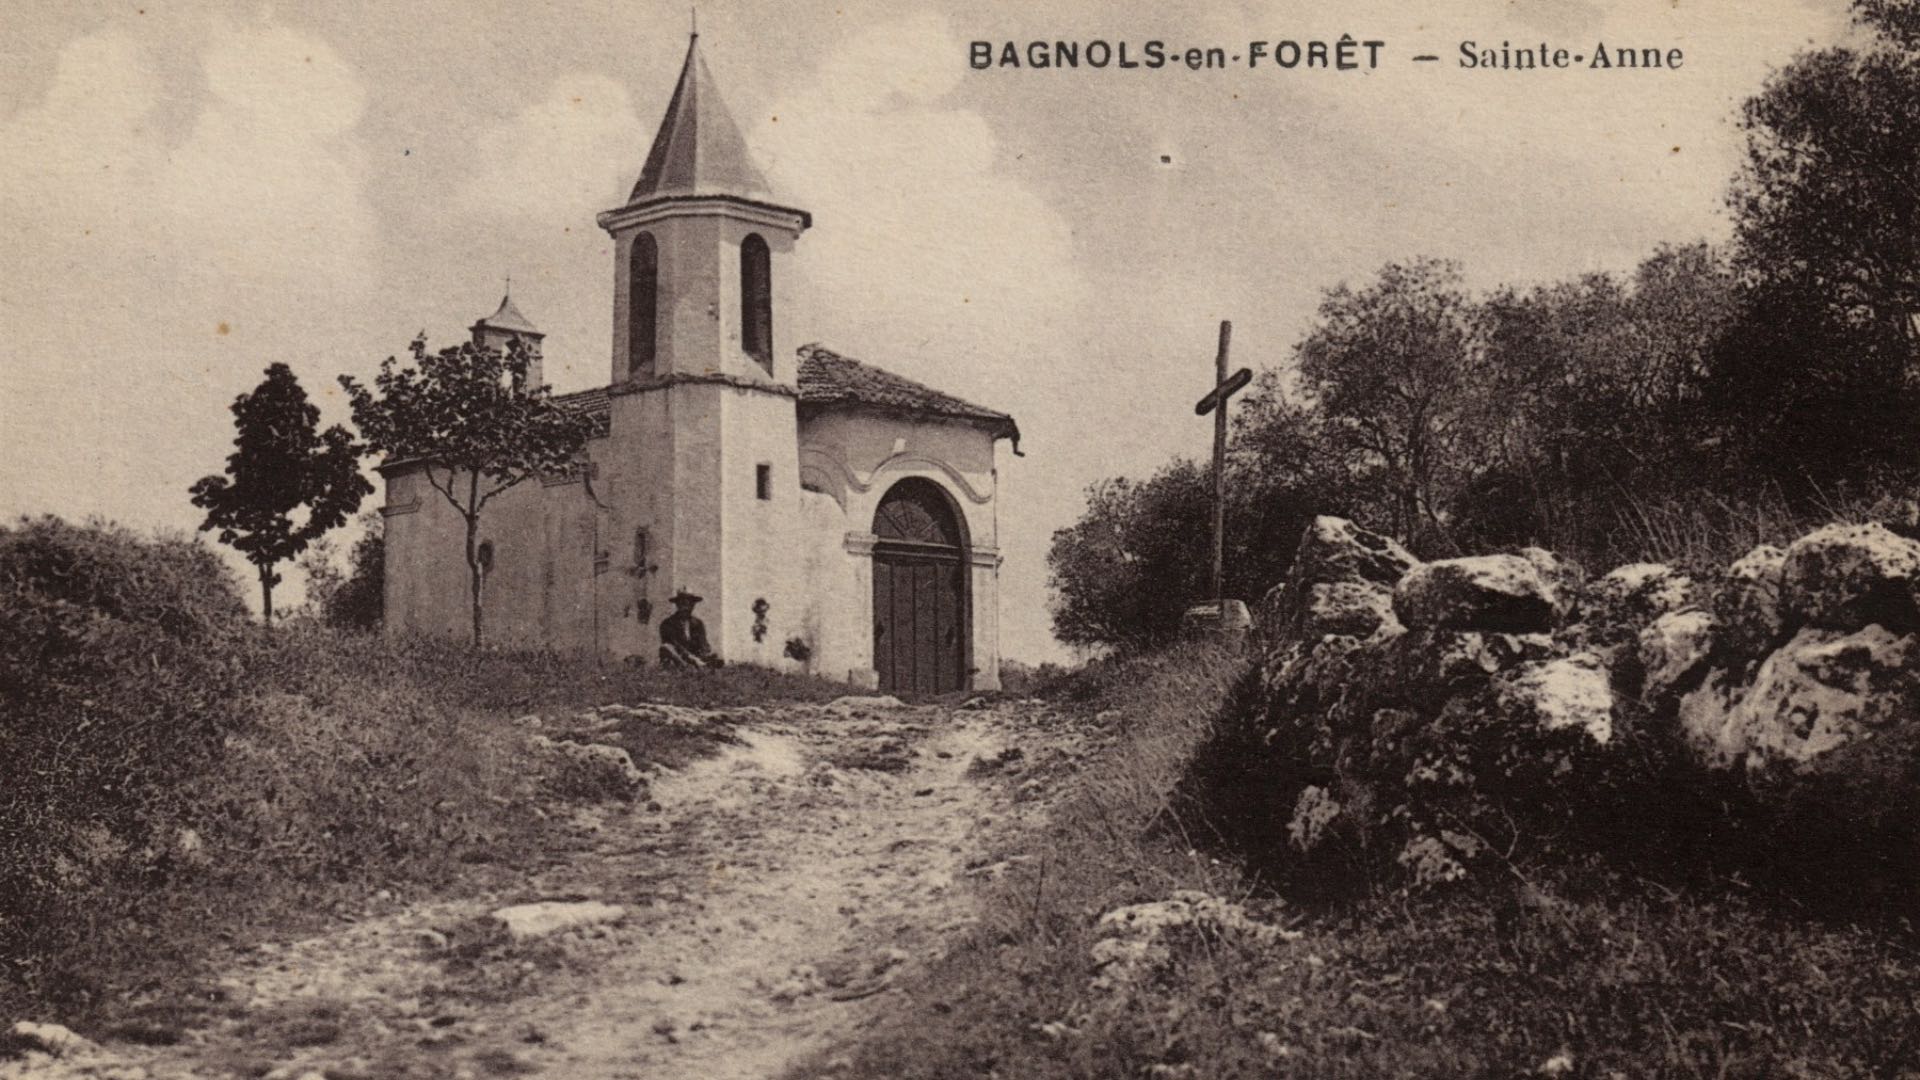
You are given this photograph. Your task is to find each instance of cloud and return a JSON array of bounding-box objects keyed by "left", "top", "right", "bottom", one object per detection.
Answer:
[
  {"left": 0, "top": 21, "right": 378, "bottom": 538},
  {"left": 750, "top": 12, "right": 1091, "bottom": 663},
  {"left": 754, "top": 12, "right": 1085, "bottom": 381},
  {"left": 455, "top": 73, "right": 648, "bottom": 228}
]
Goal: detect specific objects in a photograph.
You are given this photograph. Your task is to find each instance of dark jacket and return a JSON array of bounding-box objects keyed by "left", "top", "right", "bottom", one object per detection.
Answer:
[{"left": 660, "top": 610, "right": 714, "bottom": 658}]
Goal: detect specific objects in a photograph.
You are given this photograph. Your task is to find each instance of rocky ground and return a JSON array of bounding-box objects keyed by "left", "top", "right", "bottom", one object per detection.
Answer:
[{"left": 3, "top": 695, "right": 1085, "bottom": 1080}]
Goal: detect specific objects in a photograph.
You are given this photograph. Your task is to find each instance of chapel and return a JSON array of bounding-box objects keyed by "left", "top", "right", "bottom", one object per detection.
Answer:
[{"left": 378, "top": 34, "right": 1019, "bottom": 693}]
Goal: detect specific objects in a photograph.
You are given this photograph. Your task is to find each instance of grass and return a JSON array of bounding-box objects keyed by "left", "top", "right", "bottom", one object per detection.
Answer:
[
  {"left": 1606, "top": 479, "right": 1917, "bottom": 576},
  {"left": 0, "top": 517, "right": 860, "bottom": 1028},
  {"left": 2, "top": 622, "right": 849, "bottom": 1027},
  {"left": 787, "top": 641, "right": 1920, "bottom": 1080}
]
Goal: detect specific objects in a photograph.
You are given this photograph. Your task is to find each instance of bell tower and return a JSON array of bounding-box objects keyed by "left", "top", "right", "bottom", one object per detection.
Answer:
[
  {"left": 594, "top": 34, "right": 811, "bottom": 666},
  {"left": 599, "top": 33, "right": 810, "bottom": 386}
]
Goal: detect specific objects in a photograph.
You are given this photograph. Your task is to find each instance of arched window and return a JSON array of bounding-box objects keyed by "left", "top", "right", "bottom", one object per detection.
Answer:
[
  {"left": 629, "top": 232, "right": 658, "bottom": 377},
  {"left": 741, "top": 233, "right": 772, "bottom": 371},
  {"left": 873, "top": 477, "right": 964, "bottom": 550}
]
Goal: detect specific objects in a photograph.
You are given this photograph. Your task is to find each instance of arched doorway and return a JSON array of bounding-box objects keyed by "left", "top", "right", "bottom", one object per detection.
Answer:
[{"left": 872, "top": 477, "right": 968, "bottom": 695}]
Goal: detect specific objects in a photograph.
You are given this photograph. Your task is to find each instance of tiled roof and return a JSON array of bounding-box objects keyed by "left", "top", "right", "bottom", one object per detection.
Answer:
[
  {"left": 797, "top": 344, "right": 1020, "bottom": 445},
  {"left": 551, "top": 385, "right": 611, "bottom": 437},
  {"left": 547, "top": 346, "right": 1020, "bottom": 447},
  {"left": 630, "top": 35, "right": 773, "bottom": 205}
]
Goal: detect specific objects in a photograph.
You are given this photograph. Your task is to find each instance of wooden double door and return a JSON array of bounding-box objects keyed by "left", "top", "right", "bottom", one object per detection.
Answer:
[{"left": 872, "top": 479, "right": 969, "bottom": 696}]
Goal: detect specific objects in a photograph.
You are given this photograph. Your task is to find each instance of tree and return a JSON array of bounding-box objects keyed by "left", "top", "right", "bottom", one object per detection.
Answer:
[
  {"left": 300, "top": 511, "right": 384, "bottom": 632},
  {"left": 339, "top": 336, "right": 594, "bottom": 647},
  {"left": 1719, "top": 5, "right": 1920, "bottom": 483},
  {"left": 1469, "top": 245, "right": 1738, "bottom": 555},
  {"left": 1294, "top": 258, "right": 1486, "bottom": 554},
  {"left": 1048, "top": 461, "right": 1212, "bottom": 650},
  {"left": 189, "top": 364, "right": 370, "bottom": 629}
]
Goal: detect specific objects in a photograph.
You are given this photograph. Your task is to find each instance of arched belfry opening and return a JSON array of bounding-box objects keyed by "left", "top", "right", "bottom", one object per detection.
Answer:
[
  {"left": 629, "top": 232, "right": 658, "bottom": 377},
  {"left": 871, "top": 477, "right": 969, "bottom": 694},
  {"left": 741, "top": 233, "right": 772, "bottom": 370}
]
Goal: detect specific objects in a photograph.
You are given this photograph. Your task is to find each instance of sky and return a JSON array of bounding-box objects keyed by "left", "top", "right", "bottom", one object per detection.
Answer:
[{"left": 0, "top": 0, "right": 1859, "bottom": 663}]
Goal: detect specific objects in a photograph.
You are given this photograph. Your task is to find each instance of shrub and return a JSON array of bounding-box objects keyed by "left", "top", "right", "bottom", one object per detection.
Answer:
[
  {"left": 0, "top": 518, "right": 254, "bottom": 995},
  {"left": 323, "top": 516, "right": 384, "bottom": 632}
]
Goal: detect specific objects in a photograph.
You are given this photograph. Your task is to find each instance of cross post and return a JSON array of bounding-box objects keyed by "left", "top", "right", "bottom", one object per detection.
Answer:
[{"left": 1193, "top": 319, "right": 1252, "bottom": 622}]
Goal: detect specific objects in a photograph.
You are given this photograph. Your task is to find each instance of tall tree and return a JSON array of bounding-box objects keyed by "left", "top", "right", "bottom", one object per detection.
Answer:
[
  {"left": 1294, "top": 258, "right": 1485, "bottom": 554},
  {"left": 1721, "top": 5, "right": 1920, "bottom": 481},
  {"left": 339, "top": 336, "right": 594, "bottom": 647},
  {"left": 190, "top": 363, "right": 371, "bottom": 628},
  {"left": 1470, "top": 245, "right": 1738, "bottom": 555}
]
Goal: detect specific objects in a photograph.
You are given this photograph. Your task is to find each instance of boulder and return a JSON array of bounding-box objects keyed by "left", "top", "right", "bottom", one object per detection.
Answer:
[
  {"left": 1371, "top": 627, "right": 1554, "bottom": 705},
  {"left": 530, "top": 735, "right": 648, "bottom": 802},
  {"left": 1519, "top": 547, "right": 1585, "bottom": 622},
  {"left": 1263, "top": 634, "right": 1367, "bottom": 713},
  {"left": 1680, "top": 625, "right": 1920, "bottom": 769},
  {"left": 1298, "top": 581, "right": 1400, "bottom": 639},
  {"left": 1676, "top": 670, "right": 1746, "bottom": 768},
  {"left": 1780, "top": 522, "right": 1920, "bottom": 633},
  {"left": 1393, "top": 555, "right": 1558, "bottom": 634},
  {"left": 1583, "top": 563, "right": 1695, "bottom": 646},
  {"left": 8, "top": 1021, "right": 94, "bottom": 1059},
  {"left": 491, "top": 900, "right": 628, "bottom": 941},
  {"left": 1638, "top": 609, "right": 1716, "bottom": 701},
  {"left": 827, "top": 695, "right": 908, "bottom": 713},
  {"left": 1090, "top": 890, "right": 1296, "bottom": 991},
  {"left": 1290, "top": 515, "right": 1418, "bottom": 589},
  {"left": 1495, "top": 654, "right": 1614, "bottom": 744},
  {"left": 1714, "top": 545, "right": 1787, "bottom": 662},
  {"left": 1270, "top": 517, "right": 1417, "bottom": 640}
]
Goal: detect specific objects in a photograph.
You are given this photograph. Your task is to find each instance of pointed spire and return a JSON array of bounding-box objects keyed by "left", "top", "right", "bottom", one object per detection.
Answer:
[
  {"left": 479, "top": 290, "right": 541, "bottom": 337},
  {"left": 630, "top": 34, "right": 772, "bottom": 204}
]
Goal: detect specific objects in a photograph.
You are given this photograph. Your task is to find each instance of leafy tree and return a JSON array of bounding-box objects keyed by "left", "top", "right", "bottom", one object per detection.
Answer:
[
  {"left": 1469, "top": 245, "right": 1738, "bottom": 555},
  {"left": 339, "top": 336, "right": 594, "bottom": 647},
  {"left": 1048, "top": 461, "right": 1211, "bottom": 650},
  {"left": 1294, "top": 258, "right": 1486, "bottom": 554},
  {"left": 1719, "top": 5, "right": 1920, "bottom": 483},
  {"left": 189, "top": 363, "right": 370, "bottom": 629},
  {"left": 300, "top": 511, "right": 384, "bottom": 632}
]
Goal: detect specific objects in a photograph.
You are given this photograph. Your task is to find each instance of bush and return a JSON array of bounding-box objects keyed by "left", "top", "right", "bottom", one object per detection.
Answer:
[
  {"left": 325, "top": 519, "right": 384, "bottom": 631},
  {"left": 0, "top": 518, "right": 254, "bottom": 998}
]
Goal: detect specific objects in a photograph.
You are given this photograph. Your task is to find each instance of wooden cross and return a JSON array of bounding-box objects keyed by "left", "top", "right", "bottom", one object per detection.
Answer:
[{"left": 1193, "top": 319, "right": 1252, "bottom": 616}]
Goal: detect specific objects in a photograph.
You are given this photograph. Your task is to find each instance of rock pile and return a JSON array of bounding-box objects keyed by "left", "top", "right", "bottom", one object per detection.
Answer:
[
  {"left": 1678, "top": 523, "right": 1920, "bottom": 773},
  {"left": 1226, "top": 512, "right": 1920, "bottom": 889}
]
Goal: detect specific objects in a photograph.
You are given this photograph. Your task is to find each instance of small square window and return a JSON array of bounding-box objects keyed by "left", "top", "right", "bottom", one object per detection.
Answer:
[{"left": 756, "top": 463, "right": 772, "bottom": 501}]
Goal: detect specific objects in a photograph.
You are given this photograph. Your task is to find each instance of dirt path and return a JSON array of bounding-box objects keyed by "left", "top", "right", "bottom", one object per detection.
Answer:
[{"left": 4, "top": 696, "right": 1073, "bottom": 1080}]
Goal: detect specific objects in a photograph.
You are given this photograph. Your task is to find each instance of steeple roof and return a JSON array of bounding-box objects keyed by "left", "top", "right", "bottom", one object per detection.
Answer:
[
  {"left": 630, "top": 34, "right": 772, "bottom": 205},
  {"left": 477, "top": 292, "right": 541, "bottom": 336}
]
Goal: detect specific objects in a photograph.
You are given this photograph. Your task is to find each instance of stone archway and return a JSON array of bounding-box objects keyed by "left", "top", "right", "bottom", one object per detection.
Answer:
[{"left": 871, "top": 477, "right": 969, "bottom": 695}]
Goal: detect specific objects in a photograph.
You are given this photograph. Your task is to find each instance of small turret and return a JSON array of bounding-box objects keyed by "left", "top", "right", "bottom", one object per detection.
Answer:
[{"left": 470, "top": 290, "right": 546, "bottom": 389}]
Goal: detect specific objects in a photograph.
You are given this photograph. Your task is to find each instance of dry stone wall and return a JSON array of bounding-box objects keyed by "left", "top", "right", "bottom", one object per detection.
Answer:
[{"left": 1193, "top": 513, "right": 1920, "bottom": 896}]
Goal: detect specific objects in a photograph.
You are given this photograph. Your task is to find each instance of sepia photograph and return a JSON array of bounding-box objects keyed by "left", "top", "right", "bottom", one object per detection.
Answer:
[{"left": 3, "top": 0, "right": 1918, "bottom": 1076}]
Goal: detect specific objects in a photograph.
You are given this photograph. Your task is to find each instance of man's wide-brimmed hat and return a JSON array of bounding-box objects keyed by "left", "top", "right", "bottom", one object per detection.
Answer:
[{"left": 670, "top": 588, "right": 703, "bottom": 605}]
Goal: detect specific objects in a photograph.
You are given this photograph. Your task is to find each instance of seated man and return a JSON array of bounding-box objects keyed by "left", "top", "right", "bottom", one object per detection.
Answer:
[{"left": 658, "top": 589, "right": 724, "bottom": 669}]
